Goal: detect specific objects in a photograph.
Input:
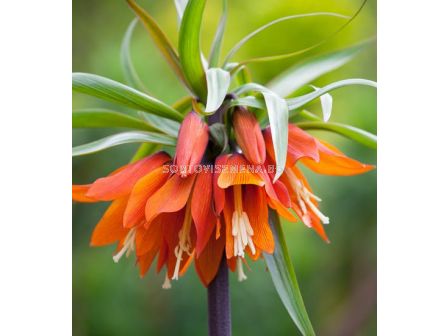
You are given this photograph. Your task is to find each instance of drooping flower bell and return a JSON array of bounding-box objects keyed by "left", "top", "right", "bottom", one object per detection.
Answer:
[
  {"left": 232, "top": 107, "right": 266, "bottom": 165},
  {"left": 173, "top": 111, "right": 209, "bottom": 177},
  {"left": 264, "top": 124, "right": 374, "bottom": 241}
]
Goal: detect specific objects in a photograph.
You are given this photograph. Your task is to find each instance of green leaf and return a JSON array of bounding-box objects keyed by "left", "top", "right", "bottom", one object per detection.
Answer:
[
  {"left": 179, "top": 0, "right": 208, "bottom": 102},
  {"left": 264, "top": 210, "right": 315, "bottom": 336},
  {"left": 262, "top": 91, "right": 288, "bottom": 181},
  {"left": 138, "top": 111, "right": 180, "bottom": 138},
  {"left": 72, "top": 73, "right": 183, "bottom": 122},
  {"left": 267, "top": 43, "right": 365, "bottom": 97},
  {"left": 287, "top": 78, "right": 377, "bottom": 110},
  {"left": 289, "top": 109, "right": 321, "bottom": 123},
  {"left": 72, "top": 131, "right": 176, "bottom": 156},
  {"left": 121, "top": 19, "right": 147, "bottom": 92},
  {"left": 310, "top": 85, "right": 333, "bottom": 122},
  {"left": 131, "top": 143, "right": 160, "bottom": 162},
  {"left": 208, "top": 0, "right": 228, "bottom": 67},
  {"left": 73, "top": 108, "right": 157, "bottom": 132},
  {"left": 223, "top": 12, "right": 348, "bottom": 65},
  {"left": 204, "top": 68, "right": 231, "bottom": 113},
  {"left": 126, "top": 0, "right": 190, "bottom": 90},
  {"left": 297, "top": 121, "right": 377, "bottom": 149},
  {"left": 230, "top": 96, "right": 265, "bottom": 110}
]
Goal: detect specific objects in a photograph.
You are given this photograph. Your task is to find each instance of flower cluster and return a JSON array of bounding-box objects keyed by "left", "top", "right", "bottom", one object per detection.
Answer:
[{"left": 73, "top": 108, "right": 373, "bottom": 287}]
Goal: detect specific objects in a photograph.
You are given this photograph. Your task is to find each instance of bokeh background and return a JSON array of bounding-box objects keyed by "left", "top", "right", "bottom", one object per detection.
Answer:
[{"left": 73, "top": 0, "right": 376, "bottom": 335}]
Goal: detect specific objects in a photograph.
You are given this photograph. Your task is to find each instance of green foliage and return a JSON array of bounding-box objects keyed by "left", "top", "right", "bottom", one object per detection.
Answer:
[
  {"left": 264, "top": 210, "right": 315, "bottom": 336},
  {"left": 178, "top": 0, "right": 208, "bottom": 102},
  {"left": 120, "top": 19, "right": 147, "bottom": 91},
  {"left": 73, "top": 1, "right": 377, "bottom": 334},
  {"left": 72, "top": 73, "right": 183, "bottom": 121},
  {"left": 72, "top": 131, "right": 176, "bottom": 156},
  {"left": 73, "top": 108, "right": 157, "bottom": 132}
]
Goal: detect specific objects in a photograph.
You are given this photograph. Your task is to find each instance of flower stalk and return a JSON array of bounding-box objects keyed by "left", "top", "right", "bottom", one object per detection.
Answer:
[{"left": 207, "top": 254, "right": 231, "bottom": 336}]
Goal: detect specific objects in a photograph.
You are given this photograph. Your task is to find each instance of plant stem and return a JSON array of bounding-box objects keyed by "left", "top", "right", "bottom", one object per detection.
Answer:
[{"left": 207, "top": 254, "right": 231, "bottom": 336}]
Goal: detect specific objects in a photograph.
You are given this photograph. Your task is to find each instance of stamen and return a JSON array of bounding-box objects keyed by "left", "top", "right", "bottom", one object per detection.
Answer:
[
  {"left": 172, "top": 200, "right": 193, "bottom": 280},
  {"left": 286, "top": 169, "right": 330, "bottom": 225},
  {"left": 162, "top": 273, "right": 172, "bottom": 289},
  {"left": 237, "top": 258, "right": 248, "bottom": 282},
  {"left": 113, "top": 228, "right": 136, "bottom": 263},
  {"left": 232, "top": 185, "right": 256, "bottom": 257}
]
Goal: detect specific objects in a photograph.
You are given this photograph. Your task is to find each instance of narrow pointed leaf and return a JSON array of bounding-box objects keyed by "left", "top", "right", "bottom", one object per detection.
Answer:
[
  {"left": 179, "top": 0, "right": 208, "bottom": 102},
  {"left": 72, "top": 73, "right": 183, "bottom": 121},
  {"left": 287, "top": 79, "right": 377, "bottom": 110},
  {"left": 230, "top": 96, "right": 265, "bottom": 110},
  {"left": 264, "top": 210, "right": 315, "bottom": 336},
  {"left": 310, "top": 85, "right": 333, "bottom": 122},
  {"left": 267, "top": 43, "right": 365, "bottom": 97},
  {"left": 138, "top": 111, "right": 180, "bottom": 137},
  {"left": 204, "top": 68, "right": 231, "bottom": 113},
  {"left": 72, "top": 131, "right": 176, "bottom": 156},
  {"left": 126, "top": 0, "right": 190, "bottom": 90},
  {"left": 121, "top": 19, "right": 147, "bottom": 91},
  {"left": 262, "top": 91, "right": 288, "bottom": 181},
  {"left": 73, "top": 109, "right": 158, "bottom": 132},
  {"left": 297, "top": 121, "right": 377, "bottom": 149},
  {"left": 208, "top": 0, "right": 228, "bottom": 67},
  {"left": 223, "top": 12, "right": 348, "bottom": 65}
]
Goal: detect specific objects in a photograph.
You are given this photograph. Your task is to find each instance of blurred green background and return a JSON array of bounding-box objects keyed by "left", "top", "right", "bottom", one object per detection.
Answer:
[{"left": 73, "top": 0, "right": 376, "bottom": 335}]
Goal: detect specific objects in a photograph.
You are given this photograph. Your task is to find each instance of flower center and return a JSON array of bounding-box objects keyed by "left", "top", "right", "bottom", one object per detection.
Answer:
[
  {"left": 232, "top": 185, "right": 256, "bottom": 258},
  {"left": 173, "top": 200, "right": 193, "bottom": 280},
  {"left": 286, "top": 168, "right": 330, "bottom": 225},
  {"left": 113, "top": 228, "right": 137, "bottom": 263}
]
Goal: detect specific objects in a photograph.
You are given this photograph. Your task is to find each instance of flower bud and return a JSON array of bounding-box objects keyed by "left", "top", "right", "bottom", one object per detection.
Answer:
[
  {"left": 232, "top": 107, "right": 266, "bottom": 164},
  {"left": 174, "top": 111, "right": 209, "bottom": 177}
]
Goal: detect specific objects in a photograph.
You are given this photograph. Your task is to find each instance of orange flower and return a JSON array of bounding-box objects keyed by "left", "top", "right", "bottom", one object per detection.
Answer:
[
  {"left": 173, "top": 111, "right": 209, "bottom": 177},
  {"left": 232, "top": 107, "right": 266, "bottom": 164},
  {"left": 264, "top": 124, "right": 374, "bottom": 241},
  {"left": 208, "top": 154, "right": 294, "bottom": 281},
  {"left": 72, "top": 152, "right": 180, "bottom": 283}
]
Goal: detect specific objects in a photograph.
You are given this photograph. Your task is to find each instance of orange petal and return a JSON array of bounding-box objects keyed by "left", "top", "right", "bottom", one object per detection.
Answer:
[
  {"left": 90, "top": 197, "right": 129, "bottom": 246},
  {"left": 223, "top": 190, "right": 235, "bottom": 259},
  {"left": 217, "top": 154, "right": 265, "bottom": 188},
  {"left": 301, "top": 139, "right": 374, "bottom": 176},
  {"left": 195, "top": 232, "right": 225, "bottom": 287},
  {"left": 161, "top": 210, "right": 196, "bottom": 279},
  {"left": 174, "top": 112, "right": 209, "bottom": 177},
  {"left": 137, "top": 249, "right": 158, "bottom": 278},
  {"left": 244, "top": 185, "right": 274, "bottom": 254},
  {"left": 87, "top": 152, "right": 171, "bottom": 201},
  {"left": 264, "top": 125, "right": 319, "bottom": 167},
  {"left": 227, "top": 256, "right": 237, "bottom": 272},
  {"left": 135, "top": 219, "right": 163, "bottom": 257},
  {"left": 213, "top": 155, "right": 227, "bottom": 215},
  {"left": 232, "top": 107, "right": 266, "bottom": 164},
  {"left": 124, "top": 167, "right": 169, "bottom": 228},
  {"left": 268, "top": 197, "right": 297, "bottom": 222},
  {"left": 192, "top": 171, "right": 217, "bottom": 256},
  {"left": 72, "top": 184, "right": 97, "bottom": 203},
  {"left": 145, "top": 174, "right": 196, "bottom": 226}
]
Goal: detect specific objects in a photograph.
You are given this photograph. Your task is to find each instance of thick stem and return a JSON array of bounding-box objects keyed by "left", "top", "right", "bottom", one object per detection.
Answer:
[{"left": 207, "top": 254, "right": 231, "bottom": 336}]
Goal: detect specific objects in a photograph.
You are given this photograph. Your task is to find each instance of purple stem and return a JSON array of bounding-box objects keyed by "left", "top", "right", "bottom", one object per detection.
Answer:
[{"left": 207, "top": 254, "right": 231, "bottom": 336}]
